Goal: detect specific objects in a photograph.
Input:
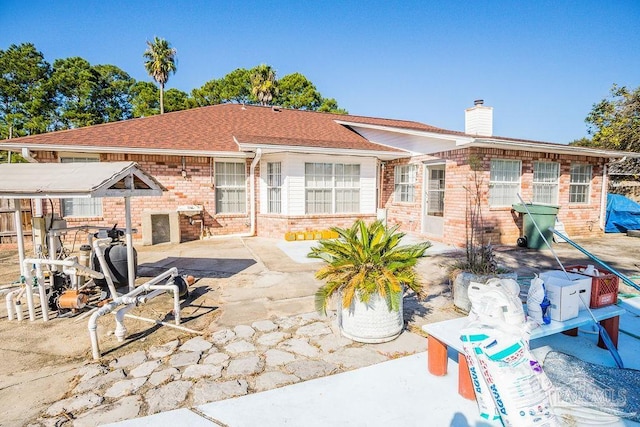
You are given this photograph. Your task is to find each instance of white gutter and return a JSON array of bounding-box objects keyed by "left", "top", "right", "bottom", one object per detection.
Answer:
[
  {"left": 1, "top": 144, "right": 251, "bottom": 158},
  {"left": 235, "top": 139, "right": 410, "bottom": 160},
  {"left": 600, "top": 164, "right": 608, "bottom": 230},
  {"left": 470, "top": 139, "right": 633, "bottom": 158}
]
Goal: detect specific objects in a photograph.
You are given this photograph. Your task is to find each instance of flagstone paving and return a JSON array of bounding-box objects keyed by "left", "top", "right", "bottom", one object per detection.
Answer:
[{"left": 27, "top": 311, "right": 426, "bottom": 426}]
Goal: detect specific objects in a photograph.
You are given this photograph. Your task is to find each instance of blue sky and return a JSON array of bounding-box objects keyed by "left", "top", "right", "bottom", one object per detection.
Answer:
[{"left": 1, "top": 0, "right": 639, "bottom": 143}]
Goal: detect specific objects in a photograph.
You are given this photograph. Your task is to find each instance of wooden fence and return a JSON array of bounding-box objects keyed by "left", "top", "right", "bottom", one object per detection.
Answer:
[{"left": 0, "top": 199, "right": 32, "bottom": 244}]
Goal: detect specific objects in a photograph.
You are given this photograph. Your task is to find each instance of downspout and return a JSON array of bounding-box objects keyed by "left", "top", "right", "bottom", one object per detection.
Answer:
[
  {"left": 599, "top": 163, "right": 608, "bottom": 231},
  {"left": 21, "top": 148, "right": 37, "bottom": 163},
  {"left": 249, "top": 148, "right": 262, "bottom": 237},
  {"left": 204, "top": 149, "right": 261, "bottom": 240}
]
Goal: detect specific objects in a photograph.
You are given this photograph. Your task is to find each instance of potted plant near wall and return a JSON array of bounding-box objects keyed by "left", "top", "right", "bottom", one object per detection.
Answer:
[
  {"left": 308, "top": 219, "right": 431, "bottom": 343},
  {"left": 451, "top": 156, "right": 515, "bottom": 312}
]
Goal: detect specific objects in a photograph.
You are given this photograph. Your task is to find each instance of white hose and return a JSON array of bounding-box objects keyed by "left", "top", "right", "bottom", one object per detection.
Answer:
[
  {"left": 15, "top": 300, "right": 24, "bottom": 321},
  {"left": 88, "top": 267, "right": 179, "bottom": 359},
  {"left": 35, "top": 263, "right": 48, "bottom": 322},
  {"left": 147, "top": 283, "right": 181, "bottom": 324},
  {"left": 24, "top": 276, "right": 35, "bottom": 321},
  {"left": 92, "top": 239, "right": 119, "bottom": 299},
  {"left": 5, "top": 287, "right": 22, "bottom": 321},
  {"left": 121, "top": 313, "right": 202, "bottom": 334},
  {"left": 114, "top": 304, "right": 136, "bottom": 342}
]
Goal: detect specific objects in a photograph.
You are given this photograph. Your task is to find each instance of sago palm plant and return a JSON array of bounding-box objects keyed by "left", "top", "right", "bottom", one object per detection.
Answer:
[{"left": 308, "top": 219, "right": 430, "bottom": 315}]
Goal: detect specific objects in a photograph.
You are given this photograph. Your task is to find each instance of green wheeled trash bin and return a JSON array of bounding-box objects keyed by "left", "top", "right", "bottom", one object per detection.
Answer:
[{"left": 512, "top": 203, "right": 560, "bottom": 249}]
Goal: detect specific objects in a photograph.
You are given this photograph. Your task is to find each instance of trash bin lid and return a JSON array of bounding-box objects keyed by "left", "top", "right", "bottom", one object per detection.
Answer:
[{"left": 512, "top": 203, "right": 560, "bottom": 215}]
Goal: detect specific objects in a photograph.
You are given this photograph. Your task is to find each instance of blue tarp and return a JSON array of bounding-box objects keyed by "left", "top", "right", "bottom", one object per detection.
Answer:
[{"left": 605, "top": 194, "right": 640, "bottom": 233}]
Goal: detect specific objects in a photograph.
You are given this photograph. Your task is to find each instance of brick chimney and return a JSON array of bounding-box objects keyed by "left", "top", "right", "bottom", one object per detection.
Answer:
[{"left": 465, "top": 99, "right": 493, "bottom": 136}]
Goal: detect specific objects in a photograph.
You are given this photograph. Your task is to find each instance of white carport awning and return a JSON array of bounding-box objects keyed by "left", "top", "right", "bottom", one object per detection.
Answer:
[
  {"left": 0, "top": 161, "right": 166, "bottom": 199},
  {"left": 0, "top": 161, "right": 165, "bottom": 291}
]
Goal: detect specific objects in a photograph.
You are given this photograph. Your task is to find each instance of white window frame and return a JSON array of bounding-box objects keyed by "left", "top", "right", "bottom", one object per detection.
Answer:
[
  {"left": 304, "top": 162, "right": 360, "bottom": 214},
  {"left": 266, "top": 162, "right": 282, "bottom": 214},
  {"left": 532, "top": 161, "right": 559, "bottom": 205},
  {"left": 60, "top": 155, "right": 102, "bottom": 217},
  {"left": 215, "top": 161, "right": 246, "bottom": 214},
  {"left": 569, "top": 163, "right": 592, "bottom": 204},
  {"left": 394, "top": 164, "right": 418, "bottom": 203},
  {"left": 335, "top": 163, "right": 360, "bottom": 213},
  {"left": 489, "top": 159, "right": 521, "bottom": 207}
]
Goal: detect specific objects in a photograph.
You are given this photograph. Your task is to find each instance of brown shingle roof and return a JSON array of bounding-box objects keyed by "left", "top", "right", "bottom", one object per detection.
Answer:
[{"left": 1, "top": 104, "right": 454, "bottom": 154}]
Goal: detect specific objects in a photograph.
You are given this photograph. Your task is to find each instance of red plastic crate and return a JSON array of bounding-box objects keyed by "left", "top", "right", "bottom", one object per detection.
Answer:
[{"left": 566, "top": 265, "right": 619, "bottom": 308}]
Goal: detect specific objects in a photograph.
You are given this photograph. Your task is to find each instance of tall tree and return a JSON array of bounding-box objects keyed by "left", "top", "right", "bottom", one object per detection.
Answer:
[
  {"left": 219, "top": 68, "right": 252, "bottom": 104},
  {"left": 163, "top": 88, "right": 191, "bottom": 112},
  {"left": 318, "top": 97, "right": 348, "bottom": 114},
  {"left": 250, "top": 64, "right": 277, "bottom": 106},
  {"left": 585, "top": 84, "right": 640, "bottom": 152},
  {"left": 191, "top": 79, "right": 222, "bottom": 107},
  {"left": 275, "top": 72, "right": 322, "bottom": 110},
  {"left": 0, "top": 43, "right": 55, "bottom": 138},
  {"left": 93, "top": 64, "right": 135, "bottom": 122},
  {"left": 143, "top": 37, "right": 177, "bottom": 114},
  {"left": 51, "top": 57, "right": 104, "bottom": 128},
  {"left": 130, "top": 81, "right": 159, "bottom": 117}
]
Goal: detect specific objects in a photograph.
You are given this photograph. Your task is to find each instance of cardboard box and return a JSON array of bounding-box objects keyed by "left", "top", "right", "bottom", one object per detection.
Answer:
[{"left": 540, "top": 270, "right": 592, "bottom": 321}]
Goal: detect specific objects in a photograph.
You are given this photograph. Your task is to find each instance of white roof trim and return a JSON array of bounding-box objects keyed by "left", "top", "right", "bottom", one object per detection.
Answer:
[
  {"left": 235, "top": 142, "right": 411, "bottom": 160},
  {"left": 0, "top": 161, "right": 166, "bottom": 199},
  {"left": 0, "top": 143, "right": 250, "bottom": 158},
  {"left": 470, "top": 139, "right": 632, "bottom": 158},
  {"left": 334, "top": 120, "right": 474, "bottom": 143}
]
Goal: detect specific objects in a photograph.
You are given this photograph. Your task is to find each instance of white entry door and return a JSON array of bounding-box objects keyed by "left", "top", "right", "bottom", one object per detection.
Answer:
[{"left": 422, "top": 164, "right": 445, "bottom": 236}]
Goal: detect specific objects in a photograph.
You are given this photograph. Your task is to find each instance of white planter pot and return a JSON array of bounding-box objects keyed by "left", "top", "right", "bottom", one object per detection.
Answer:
[
  {"left": 453, "top": 271, "right": 518, "bottom": 313},
  {"left": 338, "top": 292, "right": 404, "bottom": 343}
]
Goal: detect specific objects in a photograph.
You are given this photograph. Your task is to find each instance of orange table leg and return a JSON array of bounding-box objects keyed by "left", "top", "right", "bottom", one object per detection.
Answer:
[
  {"left": 562, "top": 327, "right": 578, "bottom": 337},
  {"left": 427, "top": 335, "right": 448, "bottom": 376},
  {"left": 598, "top": 315, "right": 620, "bottom": 349},
  {"left": 458, "top": 354, "right": 476, "bottom": 400}
]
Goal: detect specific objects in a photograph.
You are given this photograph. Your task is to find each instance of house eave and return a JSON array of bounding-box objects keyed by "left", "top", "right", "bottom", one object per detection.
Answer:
[
  {"left": 334, "top": 120, "right": 474, "bottom": 143},
  {"left": 235, "top": 142, "right": 411, "bottom": 160},
  {"left": 469, "top": 139, "right": 636, "bottom": 159},
  {"left": 1, "top": 143, "right": 251, "bottom": 159}
]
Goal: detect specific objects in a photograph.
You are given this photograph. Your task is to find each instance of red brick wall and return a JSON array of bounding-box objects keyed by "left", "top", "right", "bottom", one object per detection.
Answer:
[
  {"left": 28, "top": 148, "right": 607, "bottom": 246},
  {"left": 258, "top": 214, "right": 377, "bottom": 239},
  {"left": 33, "top": 152, "right": 252, "bottom": 243},
  {"left": 381, "top": 148, "right": 606, "bottom": 247}
]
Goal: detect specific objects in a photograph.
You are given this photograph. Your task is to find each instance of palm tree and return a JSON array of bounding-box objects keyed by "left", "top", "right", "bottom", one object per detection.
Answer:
[
  {"left": 143, "top": 37, "right": 177, "bottom": 114},
  {"left": 309, "top": 220, "right": 430, "bottom": 315},
  {"left": 250, "top": 64, "right": 278, "bottom": 106}
]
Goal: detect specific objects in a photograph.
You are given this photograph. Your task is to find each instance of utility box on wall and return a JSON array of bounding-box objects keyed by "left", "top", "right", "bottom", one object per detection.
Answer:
[{"left": 142, "top": 211, "right": 180, "bottom": 245}]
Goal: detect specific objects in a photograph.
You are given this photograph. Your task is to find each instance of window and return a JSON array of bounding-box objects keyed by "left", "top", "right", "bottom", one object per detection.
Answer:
[
  {"left": 335, "top": 164, "right": 360, "bottom": 213},
  {"left": 266, "top": 162, "right": 282, "bottom": 214},
  {"left": 60, "top": 157, "right": 102, "bottom": 217},
  {"left": 305, "top": 162, "right": 360, "bottom": 214},
  {"left": 426, "top": 168, "right": 445, "bottom": 217},
  {"left": 489, "top": 159, "right": 521, "bottom": 206},
  {"left": 215, "top": 162, "right": 246, "bottom": 213},
  {"left": 569, "top": 164, "right": 592, "bottom": 204},
  {"left": 394, "top": 164, "right": 417, "bottom": 202},
  {"left": 533, "top": 162, "right": 559, "bottom": 205}
]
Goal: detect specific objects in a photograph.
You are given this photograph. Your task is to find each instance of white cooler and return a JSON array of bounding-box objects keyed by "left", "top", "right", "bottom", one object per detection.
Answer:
[{"left": 540, "top": 270, "right": 592, "bottom": 321}]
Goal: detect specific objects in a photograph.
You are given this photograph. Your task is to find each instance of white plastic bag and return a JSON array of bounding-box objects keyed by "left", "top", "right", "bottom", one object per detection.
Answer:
[
  {"left": 468, "top": 278, "right": 525, "bottom": 327},
  {"left": 528, "top": 275, "right": 551, "bottom": 325},
  {"left": 473, "top": 328, "right": 559, "bottom": 426}
]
